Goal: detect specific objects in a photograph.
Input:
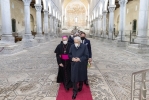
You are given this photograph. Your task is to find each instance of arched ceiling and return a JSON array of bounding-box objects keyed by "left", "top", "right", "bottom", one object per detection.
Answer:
[{"left": 62, "top": 0, "right": 89, "bottom": 9}]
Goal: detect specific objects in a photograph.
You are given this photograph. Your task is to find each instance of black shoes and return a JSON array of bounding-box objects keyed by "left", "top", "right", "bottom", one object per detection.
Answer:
[
  {"left": 78, "top": 87, "right": 82, "bottom": 92},
  {"left": 84, "top": 81, "right": 89, "bottom": 86},
  {"left": 66, "top": 88, "right": 69, "bottom": 91},
  {"left": 72, "top": 93, "right": 77, "bottom": 99}
]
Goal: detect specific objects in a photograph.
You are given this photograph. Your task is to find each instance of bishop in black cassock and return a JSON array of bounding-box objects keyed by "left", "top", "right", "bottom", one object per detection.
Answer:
[{"left": 54, "top": 36, "right": 72, "bottom": 90}]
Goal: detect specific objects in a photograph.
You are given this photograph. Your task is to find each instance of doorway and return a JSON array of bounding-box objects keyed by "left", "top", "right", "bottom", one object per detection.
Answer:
[
  {"left": 12, "top": 19, "right": 16, "bottom": 32},
  {"left": 30, "top": 14, "right": 34, "bottom": 32},
  {"left": 132, "top": 20, "right": 137, "bottom": 33}
]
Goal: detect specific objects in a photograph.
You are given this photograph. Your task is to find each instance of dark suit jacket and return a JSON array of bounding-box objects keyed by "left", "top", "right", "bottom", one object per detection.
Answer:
[
  {"left": 68, "top": 36, "right": 74, "bottom": 44},
  {"left": 81, "top": 38, "right": 92, "bottom": 58}
]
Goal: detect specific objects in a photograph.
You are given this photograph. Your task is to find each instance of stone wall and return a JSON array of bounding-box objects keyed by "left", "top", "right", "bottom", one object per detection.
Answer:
[{"left": 114, "top": 1, "right": 140, "bottom": 33}]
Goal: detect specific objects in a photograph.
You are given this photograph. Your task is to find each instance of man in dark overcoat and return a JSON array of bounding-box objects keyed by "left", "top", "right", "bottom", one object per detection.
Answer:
[
  {"left": 69, "top": 36, "right": 89, "bottom": 99},
  {"left": 80, "top": 31, "right": 92, "bottom": 85}
]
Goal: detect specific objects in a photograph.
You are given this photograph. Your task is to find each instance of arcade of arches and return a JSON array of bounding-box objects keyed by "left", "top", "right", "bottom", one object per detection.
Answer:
[{"left": 0, "top": 0, "right": 149, "bottom": 100}]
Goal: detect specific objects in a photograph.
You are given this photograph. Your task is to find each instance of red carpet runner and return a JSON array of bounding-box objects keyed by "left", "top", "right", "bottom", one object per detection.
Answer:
[{"left": 56, "top": 83, "right": 93, "bottom": 100}]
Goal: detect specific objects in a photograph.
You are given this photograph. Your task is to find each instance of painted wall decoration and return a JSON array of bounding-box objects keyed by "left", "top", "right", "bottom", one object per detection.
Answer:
[{"left": 65, "top": 1, "right": 87, "bottom": 27}]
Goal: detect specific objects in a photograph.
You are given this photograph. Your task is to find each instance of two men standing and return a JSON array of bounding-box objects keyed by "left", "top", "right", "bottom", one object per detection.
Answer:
[{"left": 55, "top": 32, "right": 92, "bottom": 99}]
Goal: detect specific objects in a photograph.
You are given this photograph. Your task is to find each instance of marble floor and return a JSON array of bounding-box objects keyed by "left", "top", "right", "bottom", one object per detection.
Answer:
[{"left": 0, "top": 38, "right": 149, "bottom": 100}]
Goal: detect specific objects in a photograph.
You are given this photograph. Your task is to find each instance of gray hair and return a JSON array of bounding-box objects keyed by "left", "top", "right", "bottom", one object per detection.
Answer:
[{"left": 74, "top": 36, "right": 81, "bottom": 42}]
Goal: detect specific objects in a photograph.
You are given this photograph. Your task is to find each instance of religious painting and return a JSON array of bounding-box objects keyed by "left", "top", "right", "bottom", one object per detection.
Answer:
[{"left": 65, "top": 1, "right": 87, "bottom": 28}]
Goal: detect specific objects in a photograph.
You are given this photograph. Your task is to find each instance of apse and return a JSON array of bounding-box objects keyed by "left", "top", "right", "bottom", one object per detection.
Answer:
[{"left": 63, "top": 0, "right": 89, "bottom": 29}]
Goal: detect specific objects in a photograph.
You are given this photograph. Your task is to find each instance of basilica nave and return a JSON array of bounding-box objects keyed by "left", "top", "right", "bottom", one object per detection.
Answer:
[{"left": 0, "top": 0, "right": 149, "bottom": 100}]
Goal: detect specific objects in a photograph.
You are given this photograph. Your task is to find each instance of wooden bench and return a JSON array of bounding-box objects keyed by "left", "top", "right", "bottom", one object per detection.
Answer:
[
  {"left": 12, "top": 33, "right": 22, "bottom": 43},
  {"left": 89, "top": 34, "right": 93, "bottom": 38}
]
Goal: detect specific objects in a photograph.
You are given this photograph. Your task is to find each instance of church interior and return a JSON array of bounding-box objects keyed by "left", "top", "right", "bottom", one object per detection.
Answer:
[{"left": 0, "top": 0, "right": 149, "bottom": 100}]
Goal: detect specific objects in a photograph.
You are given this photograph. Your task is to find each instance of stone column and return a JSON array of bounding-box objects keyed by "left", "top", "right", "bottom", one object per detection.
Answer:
[
  {"left": 49, "top": 14, "right": 53, "bottom": 37},
  {"left": 135, "top": 0, "right": 149, "bottom": 44},
  {"left": 0, "top": 0, "right": 14, "bottom": 43},
  {"left": 117, "top": 0, "right": 127, "bottom": 41},
  {"left": 51, "top": 16, "right": 54, "bottom": 37},
  {"left": 98, "top": 15, "right": 103, "bottom": 37},
  {"left": 102, "top": 11, "right": 107, "bottom": 38},
  {"left": 93, "top": 19, "right": 96, "bottom": 37},
  {"left": 95, "top": 18, "right": 99, "bottom": 37},
  {"left": 34, "top": 4, "right": 44, "bottom": 43},
  {"left": 108, "top": 5, "right": 116, "bottom": 39},
  {"left": 55, "top": 18, "right": 58, "bottom": 37},
  {"left": 22, "top": 0, "right": 37, "bottom": 48},
  {"left": 48, "top": 15, "right": 50, "bottom": 34},
  {"left": 53, "top": 16, "right": 57, "bottom": 37},
  {"left": 43, "top": 10, "right": 49, "bottom": 41}
]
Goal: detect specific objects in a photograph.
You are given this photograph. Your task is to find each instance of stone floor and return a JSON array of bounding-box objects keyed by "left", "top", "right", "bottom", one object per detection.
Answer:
[{"left": 0, "top": 38, "right": 149, "bottom": 100}]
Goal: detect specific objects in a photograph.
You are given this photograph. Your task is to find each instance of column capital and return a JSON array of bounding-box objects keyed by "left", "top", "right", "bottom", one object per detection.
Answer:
[
  {"left": 43, "top": 10, "right": 49, "bottom": 15},
  {"left": 53, "top": 16, "right": 56, "bottom": 19},
  {"left": 103, "top": 10, "right": 108, "bottom": 14},
  {"left": 98, "top": 15, "right": 103, "bottom": 20},
  {"left": 119, "top": 0, "right": 128, "bottom": 6},
  {"left": 108, "top": 5, "right": 116, "bottom": 12},
  {"left": 48, "top": 14, "right": 53, "bottom": 18},
  {"left": 95, "top": 17, "right": 98, "bottom": 20},
  {"left": 34, "top": 4, "right": 42, "bottom": 11},
  {"left": 23, "top": 0, "right": 32, "bottom": 6}
]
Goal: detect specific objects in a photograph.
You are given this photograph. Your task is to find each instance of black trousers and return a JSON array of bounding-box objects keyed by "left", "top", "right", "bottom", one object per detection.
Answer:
[{"left": 73, "top": 81, "right": 83, "bottom": 94}]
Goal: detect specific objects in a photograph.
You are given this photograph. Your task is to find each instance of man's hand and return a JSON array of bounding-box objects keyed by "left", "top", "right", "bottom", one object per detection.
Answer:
[
  {"left": 88, "top": 58, "right": 92, "bottom": 62},
  {"left": 76, "top": 58, "right": 81, "bottom": 62},
  {"left": 59, "top": 63, "right": 64, "bottom": 67},
  {"left": 72, "top": 58, "right": 76, "bottom": 62},
  {"left": 72, "top": 58, "right": 80, "bottom": 62}
]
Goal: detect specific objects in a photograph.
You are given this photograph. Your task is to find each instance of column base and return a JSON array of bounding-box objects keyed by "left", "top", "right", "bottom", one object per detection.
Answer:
[
  {"left": 115, "top": 40, "right": 128, "bottom": 47},
  {"left": 126, "top": 44, "right": 149, "bottom": 54},
  {"left": 0, "top": 42, "right": 22, "bottom": 55},
  {"left": 1, "top": 35, "right": 15, "bottom": 43},
  {"left": 22, "top": 34, "right": 38, "bottom": 48},
  {"left": 104, "top": 38, "right": 113, "bottom": 43},
  {"left": 52, "top": 33, "right": 57, "bottom": 38},
  {"left": 116, "top": 35, "right": 126, "bottom": 41},
  {"left": 44, "top": 33, "right": 49, "bottom": 41},
  {"left": 134, "top": 37, "right": 149, "bottom": 44},
  {"left": 35, "top": 37, "right": 45, "bottom": 43}
]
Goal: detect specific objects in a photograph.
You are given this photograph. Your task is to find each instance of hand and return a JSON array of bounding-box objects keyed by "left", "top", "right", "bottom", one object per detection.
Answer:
[
  {"left": 72, "top": 58, "right": 78, "bottom": 62},
  {"left": 59, "top": 63, "right": 64, "bottom": 67},
  {"left": 72, "top": 58, "right": 76, "bottom": 62},
  {"left": 76, "top": 58, "right": 81, "bottom": 62},
  {"left": 88, "top": 58, "right": 92, "bottom": 62}
]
